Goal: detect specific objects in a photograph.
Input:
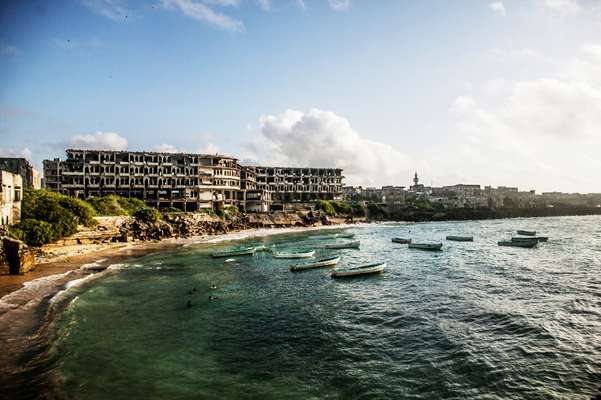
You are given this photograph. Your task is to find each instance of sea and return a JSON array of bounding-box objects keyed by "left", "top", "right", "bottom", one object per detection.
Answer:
[{"left": 6, "top": 215, "right": 601, "bottom": 399}]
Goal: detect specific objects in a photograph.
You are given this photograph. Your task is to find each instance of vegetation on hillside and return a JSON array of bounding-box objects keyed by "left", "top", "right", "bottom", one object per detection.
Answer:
[{"left": 10, "top": 189, "right": 97, "bottom": 246}]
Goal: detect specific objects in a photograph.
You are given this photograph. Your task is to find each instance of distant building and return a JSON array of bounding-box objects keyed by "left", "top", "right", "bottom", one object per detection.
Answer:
[
  {"left": 0, "top": 170, "right": 23, "bottom": 226},
  {"left": 253, "top": 166, "right": 344, "bottom": 211},
  {"left": 0, "top": 158, "right": 41, "bottom": 189}
]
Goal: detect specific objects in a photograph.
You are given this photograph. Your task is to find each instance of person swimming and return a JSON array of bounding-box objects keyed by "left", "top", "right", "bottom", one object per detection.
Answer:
[
  {"left": 210, "top": 284, "right": 217, "bottom": 289},
  {"left": 208, "top": 295, "right": 219, "bottom": 301}
]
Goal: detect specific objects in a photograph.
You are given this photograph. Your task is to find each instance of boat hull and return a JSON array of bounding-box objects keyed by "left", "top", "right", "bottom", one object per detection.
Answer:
[
  {"left": 511, "top": 237, "right": 548, "bottom": 242},
  {"left": 392, "top": 238, "right": 411, "bottom": 244},
  {"left": 408, "top": 243, "right": 443, "bottom": 251},
  {"left": 212, "top": 248, "right": 256, "bottom": 258},
  {"left": 498, "top": 241, "right": 537, "bottom": 248},
  {"left": 273, "top": 251, "right": 315, "bottom": 259},
  {"left": 517, "top": 230, "right": 536, "bottom": 236},
  {"left": 331, "top": 262, "right": 386, "bottom": 278},
  {"left": 324, "top": 240, "right": 360, "bottom": 249},
  {"left": 446, "top": 236, "right": 473, "bottom": 242},
  {"left": 290, "top": 256, "right": 341, "bottom": 271}
]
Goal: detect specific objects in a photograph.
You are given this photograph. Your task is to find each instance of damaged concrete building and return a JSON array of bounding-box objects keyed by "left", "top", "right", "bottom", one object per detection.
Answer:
[{"left": 43, "top": 150, "right": 344, "bottom": 212}]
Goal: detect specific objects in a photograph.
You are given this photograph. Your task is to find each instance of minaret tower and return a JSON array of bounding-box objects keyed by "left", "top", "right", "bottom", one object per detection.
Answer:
[{"left": 413, "top": 172, "right": 419, "bottom": 187}]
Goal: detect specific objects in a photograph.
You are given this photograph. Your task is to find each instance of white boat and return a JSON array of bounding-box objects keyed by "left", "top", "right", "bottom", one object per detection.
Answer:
[
  {"left": 324, "top": 240, "right": 360, "bottom": 249},
  {"left": 273, "top": 250, "right": 315, "bottom": 259},
  {"left": 331, "top": 261, "right": 386, "bottom": 278},
  {"left": 517, "top": 230, "right": 536, "bottom": 236},
  {"left": 212, "top": 246, "right": 256, "bottom": 258},
  {"left": 290, "top": 256, "right": 341, "bottom": 271},
  {"left": 408, "top": 243, "right": 443, "bottom": 251}
]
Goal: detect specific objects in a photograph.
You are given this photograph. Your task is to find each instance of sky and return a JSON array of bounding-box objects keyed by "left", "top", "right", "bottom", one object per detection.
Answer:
[{"left": 1, "top": 0, "right": 601, "bottom": 193}]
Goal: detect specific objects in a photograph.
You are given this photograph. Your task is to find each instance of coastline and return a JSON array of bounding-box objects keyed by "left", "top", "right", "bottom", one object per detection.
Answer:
[{"left": 0, "top": 222, "right": 372, "bottom": 398}]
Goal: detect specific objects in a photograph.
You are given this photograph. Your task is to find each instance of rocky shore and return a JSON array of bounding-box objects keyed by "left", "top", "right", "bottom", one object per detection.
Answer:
[{"left": 1, "top": 210, "right": 352, "bottom": 277}]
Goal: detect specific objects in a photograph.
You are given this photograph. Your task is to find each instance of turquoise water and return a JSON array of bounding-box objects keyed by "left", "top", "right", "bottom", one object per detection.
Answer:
[{"left": 48, "top": 216, "right": 601, "bottom": 399}]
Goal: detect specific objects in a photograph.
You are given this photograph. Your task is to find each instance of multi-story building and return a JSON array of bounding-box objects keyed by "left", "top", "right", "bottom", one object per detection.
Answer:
[
  {"left": 0, "top": 170, "right": 23, "bottom": 226},
  {"left": 254, "top": 166, "right": 344, "bottom": 211},
  {"left": 0, "top": 158, "right": 41, "bottom": 189},
  {"left": 43, "top": 149, "right": 240, "bottom": 211},
  {"left": 43, "top": 150, "right": 345, "bottom": 213}
]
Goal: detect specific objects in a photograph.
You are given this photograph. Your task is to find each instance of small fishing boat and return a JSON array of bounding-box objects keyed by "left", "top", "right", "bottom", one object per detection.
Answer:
[
  {"left": 511, "top": 236, "right": 548, "bottom": 243},
  {"left": 273, "top": 250, "right": 315, "bottom": 259},
  {"left": 517, "top": 230, "right": 536, "bottom": 236},
  {"left": 446, "top": 236, "right": 474, "bottom": 242},
  {"left": 498, "top": 240, "right": 537, "bottom": 248},
  {"left": 325, "top": 240, "right": 360, "bottom": 249},
  {"left": 335, "top": 233, "right": 355, "bottom": 239},
  {"left": 212, "top": 246, "right": 256, "bottom": 258},
  {"left": 391, "top": 238, "right": 411, "bottom": 244},
  {"left": 331, "top": 261, "right": 386, "bottom": 278},
  {"left": 408, "top": 243, "right": 443, "bottom": 251},
  {"left": 290, "top": 256, "right": 341, "bottom": 271}
]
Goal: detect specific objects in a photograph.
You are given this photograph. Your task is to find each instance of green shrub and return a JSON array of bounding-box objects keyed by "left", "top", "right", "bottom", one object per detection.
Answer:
[
  {"left": 133, "top": 207, "right": 162, "bottom": 224},
  {"left": 59, "top": 196, "right": 96, "bottom": 226},
  {"left": 87, "top": 195, "right": 127, "bottom": 216},
  {"left": 164, "top": 206, "right": 183, "bottom": 213},
  {"left": 13, "top": 219, "right": 55, "bottom": 246},
  {"left": 316, "top": 200, "right": 335, "bottom": 216},
  {"left": 331, "top": 200, "right": 352, "bottom": 214},
  {"left": 351, "top": 203, "right": 365, "bottom": 216},
  {"left": 117, "top": 197, "right": 147, "bottom": 215}
]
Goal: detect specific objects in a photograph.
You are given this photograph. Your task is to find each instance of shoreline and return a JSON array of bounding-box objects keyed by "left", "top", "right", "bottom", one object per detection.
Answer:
[{"left": 0, "top": 222, "right": 372, "bottom": 397}]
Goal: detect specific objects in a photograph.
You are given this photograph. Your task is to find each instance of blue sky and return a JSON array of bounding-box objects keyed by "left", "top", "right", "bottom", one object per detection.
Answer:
[{"left": 1, "top": 0, "right": 601, "bottom": 192}]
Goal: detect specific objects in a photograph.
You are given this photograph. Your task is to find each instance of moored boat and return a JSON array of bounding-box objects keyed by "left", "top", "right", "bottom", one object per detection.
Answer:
[
  {"left": 212, "top": 246, "right": 256, "bottom": 258},
  {"left": 290, "top": 256, "right": 341, "bottom": 271},
  {"left": 517, "top": 230, "right": 536, "bottom": 236},
  {"left": 253, "top": 245, "right": 272, "bottom": 252},
  {"left": 408, "top": 243, "right": 443, "bottom": 251},
  {"left": 324, "top": 240, "right": 360, "bottom": 249},
  {"left": 331, "top": 261, "right": 386, "bottom": 278},
  {"left": 392, "top": 238, "right": 411, "bottom": 244},
  {"left": 498, "top": 240, "right": 537, "bottom": 248},
  {"left": 511, "top": 236, "right": 548, "bottom": 243},
  {"left": 335, "top": 233, "right": 355, "bottom": 239},
  {"left": 273, "top": 250, "right": 315, "bottom": 259},
  {"left": 446, "top": 236, "right": 474, "bottom": 242}
]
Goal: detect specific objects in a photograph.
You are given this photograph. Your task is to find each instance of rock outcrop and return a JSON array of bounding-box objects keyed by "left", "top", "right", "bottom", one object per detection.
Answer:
[{"left": 1, "top": 237, "right": 35, "bottom": 275}]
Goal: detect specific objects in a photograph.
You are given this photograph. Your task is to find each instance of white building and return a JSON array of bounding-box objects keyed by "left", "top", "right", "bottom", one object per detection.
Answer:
[{"left": 0, "top": 170, "right": 23, "bottom": 226}]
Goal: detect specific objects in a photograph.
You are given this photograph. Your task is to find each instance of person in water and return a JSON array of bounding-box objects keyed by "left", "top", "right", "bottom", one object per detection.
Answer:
[
  {"left": 210, "top": 284, "right": 217, "bottom": 290},
  {"left": 208, "top": 295, "right": 219, "bottom": 301}
]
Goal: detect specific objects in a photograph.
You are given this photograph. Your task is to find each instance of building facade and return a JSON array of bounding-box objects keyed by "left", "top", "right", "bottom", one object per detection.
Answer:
[
  {"left": 0, "top": 158, "right": 41, "bottom": 189},
  {"left": 43, "top": 150, "right": 345, "bottom": 213},
  {"left": 253, "top": 166, "right": 344, "bottom": 211},
  {"left": 43, "top": 149, "right": 240, "bottom": 211},
  {"left": 0, "top": 170, "right": 23, "bottom": 226}
]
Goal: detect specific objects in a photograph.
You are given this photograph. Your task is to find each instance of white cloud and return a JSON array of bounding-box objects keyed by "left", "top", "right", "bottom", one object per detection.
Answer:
[
  {"left": 0, "top": 147, "right": 32, "bottom": 161},
  {"left": 161, "top": 0, "right": 245, "bottom": 32},
  {"left": 328, "top": 0, "right": 350, "bottom": 11},
  {"left": 539, "top": 0, "right": 581, "bottom": 14},
  {"left": 297, "top": 0, "right": 306, "bottom": 10},
  {"left": 489, "top": 1, "right": 506, "bottom": 16},
  {"left": 257, "top": 0, "right": 270, "bottom": 11},
  {"left": 449, "top": 44, "right": 601, "bottom": 191},
  {"left": 69, "top": 132, "right": 128, "bottom": 151},
  {"left": 243, "top": 109, "right": 410, "bottom": 186},
  {"left": 80, "top": 0, "right": 131, "bottom": 21},
  {"left": 151, "top": 143, "right": 180, "bottom": 153}
]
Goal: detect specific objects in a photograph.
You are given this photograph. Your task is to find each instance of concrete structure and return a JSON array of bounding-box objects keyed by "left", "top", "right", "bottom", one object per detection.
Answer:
[
  {"left": 0, "top": 170, "right": 23, "bottom": 226},
  {"left": 43, "top": 149, "right": 240, "bottom": 211},
  {"left": 43, "top": 150, "right": 345, "bottom": 213},
  {"left": 254, "top": 166, "right": 344, "bottom": 211},
  {"left": 0, "top": 158, "right": 41, "bottom": 189}
]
